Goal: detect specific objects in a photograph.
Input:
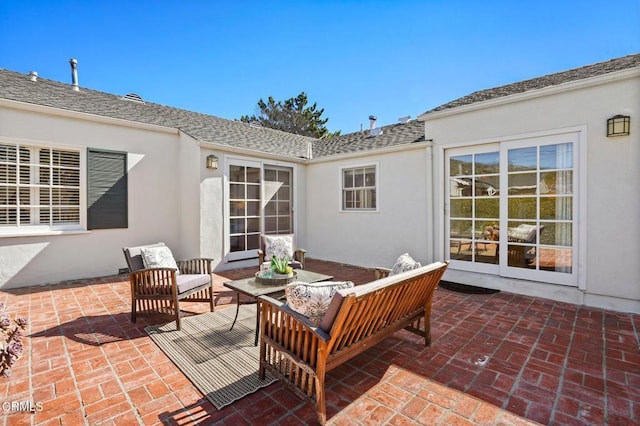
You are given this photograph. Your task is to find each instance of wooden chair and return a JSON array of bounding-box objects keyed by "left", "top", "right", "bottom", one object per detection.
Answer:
[
  {"left": 122, "top": 242, "right": 214, "bottom": 330},
  {"left": 257, "top": 234, "right": 306, "bottom": 269}
]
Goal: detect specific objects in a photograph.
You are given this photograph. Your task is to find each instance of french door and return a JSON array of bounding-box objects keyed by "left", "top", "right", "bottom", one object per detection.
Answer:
[
  {"left": 446, "top": 133, "right": 578, "bottom": 286},
  {"left": 227, "top": 160, "right": 293, "bottom": 260}
]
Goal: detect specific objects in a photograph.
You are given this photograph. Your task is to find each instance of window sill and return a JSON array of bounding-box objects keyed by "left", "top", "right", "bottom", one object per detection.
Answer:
[{"left": 0, "top": 229, "right": 91, "bottom": 238}]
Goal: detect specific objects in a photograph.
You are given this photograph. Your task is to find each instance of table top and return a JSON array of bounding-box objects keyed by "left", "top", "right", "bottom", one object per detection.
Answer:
[{"left": 223, "top": 269, "right": 334, "bottom": 297}]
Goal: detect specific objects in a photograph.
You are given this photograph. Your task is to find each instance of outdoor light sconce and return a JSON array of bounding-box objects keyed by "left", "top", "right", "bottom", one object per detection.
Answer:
[
  {"left": 206, "top": 154, "right": 219, "bottom": 170},
  {"left": 607, "top": 115, "right": 630, "bottom": 137}
]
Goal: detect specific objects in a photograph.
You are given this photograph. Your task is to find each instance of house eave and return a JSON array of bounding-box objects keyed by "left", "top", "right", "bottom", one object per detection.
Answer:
[
  {"left": 197, "top": 139, "right": 309, "bottom": 163},
  {"left": 0, "top": 98, "right": 179, "bottom": 134},
  {"left": 307, "top": 140, "right": 434, "bottom": 164},
  {"left": 418, "top": 67, "right": 640, "bottom": 121}
]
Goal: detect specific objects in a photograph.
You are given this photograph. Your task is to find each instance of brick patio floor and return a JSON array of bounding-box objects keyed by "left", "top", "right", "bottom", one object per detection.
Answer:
[{"left": 1, "top": 258, "right": 639, "bottom": 425}]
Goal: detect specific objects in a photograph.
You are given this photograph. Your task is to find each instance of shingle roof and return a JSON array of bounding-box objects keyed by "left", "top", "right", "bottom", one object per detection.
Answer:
[
  {"left": 0, "top": 68, "right": 316, "bottom": 158},
  {"left": 311, "top": 120, "right": 425, "bottom": 158},
  {"left": 423, "top": 53, "right": 640, "bottom": 114}
]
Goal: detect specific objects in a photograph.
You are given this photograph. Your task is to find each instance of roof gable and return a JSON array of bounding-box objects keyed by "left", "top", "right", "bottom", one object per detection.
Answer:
[{"left": 423, "top": 53, "right": 640, "bottom": 115}]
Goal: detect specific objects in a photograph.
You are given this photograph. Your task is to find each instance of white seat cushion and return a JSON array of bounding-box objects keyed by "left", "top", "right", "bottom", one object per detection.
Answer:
[{"left": 176, "top": 274, "right": 211, "bottom": 294}]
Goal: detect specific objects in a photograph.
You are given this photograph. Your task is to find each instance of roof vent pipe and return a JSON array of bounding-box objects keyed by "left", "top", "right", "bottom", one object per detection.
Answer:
[
  {"left": 69, "top": 58, "right": 79, "bottom": 91},
  {"left": 368, "top": 115, "right": 377, "bottom": 130},
  {"left": 28, "top": 71, "right": 38, "bottom": 82}
]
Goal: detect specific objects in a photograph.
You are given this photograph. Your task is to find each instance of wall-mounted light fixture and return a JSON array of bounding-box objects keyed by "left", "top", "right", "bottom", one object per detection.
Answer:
[
  {"left": 206, "top": 154, "right": 218, "bottom": 170},
  {"left": 607, "top": 115, "right": 630, "bottom": 137}
]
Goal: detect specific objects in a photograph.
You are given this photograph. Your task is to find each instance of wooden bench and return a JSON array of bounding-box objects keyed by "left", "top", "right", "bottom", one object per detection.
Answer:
[{"left": 258, "top": 261, "right": 449, "bottom": 424}]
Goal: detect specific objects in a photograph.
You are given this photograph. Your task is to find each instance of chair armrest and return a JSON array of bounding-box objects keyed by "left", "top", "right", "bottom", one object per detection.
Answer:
[
  {"left": 129, "top": 267, "right": 178, "bottom": 295},
  {"left": 259, "top": 295, "right": 330, "bottom": 342},
  {"left": 177, "top": 258, "right": 213, "bottom": 275},
  {"left": 373, "top": 267, "right": 392, "bottom": 280},
  {"left": 294, "top": 249, "right": 306, "bottom": 269},
  {"left": 257, "top": 249, "right": 265, "bottom": 267}
]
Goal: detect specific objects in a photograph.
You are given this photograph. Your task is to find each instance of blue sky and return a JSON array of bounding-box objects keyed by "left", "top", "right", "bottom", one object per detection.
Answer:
[{"left": 1, "top": 1, "right": 639, "bottom": 134}]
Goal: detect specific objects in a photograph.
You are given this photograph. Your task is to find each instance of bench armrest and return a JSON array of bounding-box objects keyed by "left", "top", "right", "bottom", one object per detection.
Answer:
[{"left": 259, "top": 295, "right": 330, "bottom": 343}]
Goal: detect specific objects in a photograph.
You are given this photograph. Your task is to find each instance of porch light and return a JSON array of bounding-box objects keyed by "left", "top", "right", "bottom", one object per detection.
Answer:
[
  {"left": 607, "top": 115, "right": 630, "bottom": 137},
  {"left": 206, "top": 154, "right": 218, "bottom": 170}
]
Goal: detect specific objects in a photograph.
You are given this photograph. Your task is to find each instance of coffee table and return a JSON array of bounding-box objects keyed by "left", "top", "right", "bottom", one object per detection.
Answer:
[{"left": 224, "top": 269, "right": 334, "bottom": 345}]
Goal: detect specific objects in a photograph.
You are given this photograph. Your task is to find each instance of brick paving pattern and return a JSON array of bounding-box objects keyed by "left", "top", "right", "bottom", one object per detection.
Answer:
[{"left": 0, "top": 258, "right": 638, "bottom": 425}]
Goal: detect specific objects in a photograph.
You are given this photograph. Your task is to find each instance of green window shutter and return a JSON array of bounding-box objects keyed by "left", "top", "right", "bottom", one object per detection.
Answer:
[{"left": 87, "top": 149, "right": 128, "bottom": 229}]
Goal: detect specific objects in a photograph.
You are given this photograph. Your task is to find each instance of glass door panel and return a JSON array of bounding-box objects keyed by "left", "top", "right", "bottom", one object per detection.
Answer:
[
  {"left": 448, "top": 150, "right": 500, "bottom": 266},
  {"left": 263, "top": 166, "right": 292, "bottom": 235},
  {"left": 229, "top": 164, "right": 261, "bottom": 253},
  {"left": 506, "top": 142, "right": 574, "bottom": 274}
]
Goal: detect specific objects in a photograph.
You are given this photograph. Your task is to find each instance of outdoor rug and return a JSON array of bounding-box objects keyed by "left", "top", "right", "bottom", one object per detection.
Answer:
[{"left": 145, "top": 305, "right": 277, "bottom": 409}]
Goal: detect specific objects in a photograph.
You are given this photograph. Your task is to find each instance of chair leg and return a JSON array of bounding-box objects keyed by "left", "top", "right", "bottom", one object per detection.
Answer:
[
  {"left": 174, "top": 298, "right": 181, "bottom": 331},
  {"left": 131, "top": 298, "right": 137, "bottom": 323},
  {"left": 209, "top": 285, "right": 215, "bottom": 312},
  {"left": 315, "top": 370, "right": 327, "bottom": 425},
  {"left": 424, "top": 311, "right": 432, "bottom": 347}
]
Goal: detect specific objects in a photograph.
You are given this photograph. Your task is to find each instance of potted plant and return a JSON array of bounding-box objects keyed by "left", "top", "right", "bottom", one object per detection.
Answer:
[{"left": 270, "top": 256, "right": 294, "bottom": 278}]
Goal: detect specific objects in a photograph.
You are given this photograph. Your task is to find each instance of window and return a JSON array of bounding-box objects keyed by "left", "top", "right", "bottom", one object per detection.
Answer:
[
  {"left": 341, "top": 165, "right": 377, "bottom": 210},
  {"left": 0, "top": 142, "right": 82, "bottom": 232},
  {"left": 446, "top": 133, "right": 579, "bottom": 286}
]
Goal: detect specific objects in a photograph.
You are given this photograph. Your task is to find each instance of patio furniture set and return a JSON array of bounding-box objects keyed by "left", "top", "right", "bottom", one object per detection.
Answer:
[{"left": 122, "top": 236, "right": 449, "bottom": 425}]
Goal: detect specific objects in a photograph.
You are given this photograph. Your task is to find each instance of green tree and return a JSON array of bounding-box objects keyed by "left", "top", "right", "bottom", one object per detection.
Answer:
[{"left": 240, "top": 92, "right": 340, "bottom": 139}]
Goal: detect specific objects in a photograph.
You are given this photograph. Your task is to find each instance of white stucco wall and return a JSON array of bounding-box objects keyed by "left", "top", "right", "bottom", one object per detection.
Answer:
[
  {"left": 305, "top": 147, "right": 431, "bottom": 269},
  {"left": 0, "top": 104, "right": 191, "bottom": 288},
  {"left": 422, "top": 70, "right": 640, "bottom": 313}
]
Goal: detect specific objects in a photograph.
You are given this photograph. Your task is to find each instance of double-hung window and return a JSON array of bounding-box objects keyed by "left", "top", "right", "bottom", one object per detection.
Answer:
[
  {"left": 0, "top": 142, "right": 82, "bottom": 232},
  {"left": 341, "top": 164, "right": 377, "bottom": 211}
]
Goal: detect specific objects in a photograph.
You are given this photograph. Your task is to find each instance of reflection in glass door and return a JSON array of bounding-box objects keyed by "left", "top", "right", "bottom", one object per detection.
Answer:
[
  {"left": 263, "top": 166, "right": 292, "bottom": 234},
  {"left": 449, "top": 150, "right": 500, "bottom": 265},
  {"left": 506, "top": 142, "right": 573, "bottom": 274}
]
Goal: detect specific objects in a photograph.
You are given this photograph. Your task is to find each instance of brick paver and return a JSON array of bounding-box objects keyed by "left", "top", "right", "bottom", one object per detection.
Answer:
[{"left": 0, "top": 258, "right": 638, "bottom": 425}]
